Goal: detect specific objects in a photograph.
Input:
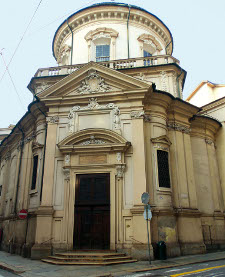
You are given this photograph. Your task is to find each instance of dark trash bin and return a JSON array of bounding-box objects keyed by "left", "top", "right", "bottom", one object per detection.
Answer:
[{"left": 157, "top": 241, "right": 167, "bottom": 260}]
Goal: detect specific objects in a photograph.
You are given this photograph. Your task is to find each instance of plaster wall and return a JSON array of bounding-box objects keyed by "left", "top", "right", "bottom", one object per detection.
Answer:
[{"left": 62, "top": 21, "right": 165, "bottom": 65}]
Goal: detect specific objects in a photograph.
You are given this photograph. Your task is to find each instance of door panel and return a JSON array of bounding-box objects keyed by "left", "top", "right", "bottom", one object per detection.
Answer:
[{"left": 74, "top": 174, "right": 110, "bottom": 249}]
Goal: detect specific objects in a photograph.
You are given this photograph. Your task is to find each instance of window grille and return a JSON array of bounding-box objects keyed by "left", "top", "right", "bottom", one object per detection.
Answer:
[
  {"left": 96, "top": 45, "right": 110, "bottom": 62},
  {"left": 31, "top": 155, "right": 38, "bottom": 190},
  {"left": 157, "top": 150, "right": 171, "bottom": 188}
]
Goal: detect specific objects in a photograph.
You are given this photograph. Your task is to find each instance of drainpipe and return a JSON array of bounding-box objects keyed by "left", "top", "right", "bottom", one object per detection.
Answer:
[
  {"left": 165, "top": 40, "right": 172, "bottom": 55},
  {"left": 33, "top": 95, "right": 47, "bottom": 202},
  {"left": 67, "top": 19, "right": 73, "bottom": 65},
  {"left": 127, "top": 5, "right": 131, "bottom": 59},
  {"left": 176, "top": 69, "right": 183, "bottom": 98},
  {"left": 14, "top": 125, "right": 24, "bottom": 215}
]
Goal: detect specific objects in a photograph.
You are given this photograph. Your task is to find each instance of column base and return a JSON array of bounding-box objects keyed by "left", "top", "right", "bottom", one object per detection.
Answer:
[{"left": 31, "top": 244, "right": 52, "bottom": 260}]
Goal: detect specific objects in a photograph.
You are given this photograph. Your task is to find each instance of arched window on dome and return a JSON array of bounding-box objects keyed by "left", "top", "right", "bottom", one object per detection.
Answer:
[
  {"left": 85, "top": 28, "right": 118, "bottom": 62},
  {"left": 138, "top": 34, "right": 163, "bottom": 65}
]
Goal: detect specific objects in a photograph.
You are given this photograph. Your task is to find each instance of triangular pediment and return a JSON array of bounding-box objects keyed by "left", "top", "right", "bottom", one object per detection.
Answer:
[{"left": 37, "top": 62, "right": 151, "bottom": 99}]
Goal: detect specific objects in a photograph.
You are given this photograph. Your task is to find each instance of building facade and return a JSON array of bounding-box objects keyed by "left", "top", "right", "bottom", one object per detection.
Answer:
[{"left": 0, "top": 3, "right": 224, "bottom": 260}]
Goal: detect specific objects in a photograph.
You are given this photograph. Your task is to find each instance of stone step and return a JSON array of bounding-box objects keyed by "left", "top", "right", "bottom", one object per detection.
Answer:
[
  {"left": 47, "top": 255, "right": 133, "bottom": 262},
  {"left": 55, "top": 252, "right": 126, "bottom": 258},
  {"left": 42, "top": 258, "right": 137, "bottom": 266},
  {"left": 42, "top": 251, "right": 137, "bottom": 266}
]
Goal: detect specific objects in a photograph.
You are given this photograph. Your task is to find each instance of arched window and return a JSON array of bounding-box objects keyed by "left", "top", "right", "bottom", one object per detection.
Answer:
[{"left": 85, "top": 28, "right": 118, "bottom": 62}]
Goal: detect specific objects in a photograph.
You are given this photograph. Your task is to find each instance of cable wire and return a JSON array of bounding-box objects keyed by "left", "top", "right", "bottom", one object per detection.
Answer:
[
  {"left": 0, "top": 0, "right": 43, "bottom": 83},
  {"left": 0, "top": 50, "right": 25, "bottom": 111}
]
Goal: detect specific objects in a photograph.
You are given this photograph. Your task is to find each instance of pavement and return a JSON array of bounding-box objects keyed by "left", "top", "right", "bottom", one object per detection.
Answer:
[{"left": 0, "top": 250, "right": 225, "bottom": 277}]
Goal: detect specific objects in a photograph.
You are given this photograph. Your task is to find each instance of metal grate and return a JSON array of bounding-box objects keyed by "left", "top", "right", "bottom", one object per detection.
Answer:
[{"left": 157, "top": 150, "right": 171, "bottom": 188}]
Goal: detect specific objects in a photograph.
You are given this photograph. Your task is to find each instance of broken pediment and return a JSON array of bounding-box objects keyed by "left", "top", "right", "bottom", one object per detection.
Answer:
[
  {"left": 151, "top": 135, "right": 172, "bottom": 147},
  {"left": 36, "top": 61, "right": 150, "bottom": 99}
]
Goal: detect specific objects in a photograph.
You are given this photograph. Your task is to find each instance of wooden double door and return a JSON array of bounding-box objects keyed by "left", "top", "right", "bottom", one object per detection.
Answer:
[{"left": 74, "top": 174, "right": 110, "bottom": 249}]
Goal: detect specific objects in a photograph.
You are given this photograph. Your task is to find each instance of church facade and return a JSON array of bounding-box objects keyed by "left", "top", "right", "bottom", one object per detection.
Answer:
[{"left": 0, "top": 3, "right": 224, "bottom": 260}]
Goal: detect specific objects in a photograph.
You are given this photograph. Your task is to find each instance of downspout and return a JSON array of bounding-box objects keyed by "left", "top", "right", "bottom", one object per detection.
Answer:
[
  {"left": 14, "top": 125, "right": 24, "bottom": 215},
  {"left": 67, "top": 19, "right": 73, "bottom": 65},
  {"left": 165, "top": 40, "right": 172, "bottom": 55},
  {"left": 33, "top": 95, "right": 47, "bottom": 202},
  {"left": 176, "top": 69, "right": 183, "bottom": 98},
  {"left": 127, "top": 5, "right": 131, "bottom": 59}
]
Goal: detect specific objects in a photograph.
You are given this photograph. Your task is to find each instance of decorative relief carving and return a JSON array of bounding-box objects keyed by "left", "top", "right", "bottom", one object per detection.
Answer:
[
  {"left": 167, "top": 122, "right": 191, "bottom": 134},
  {"left": 63, "top": 168, "right": 70, "bottom": 181},
  {"left": 116, "top": 164, "right": 126, "bottom": 179},
  {"left": 65, "top": 154, "right": 70, "bottom": 165},
  {"left": 18, "top": 132, "right": 36, "bottom": 150},
  {"left": 205, "top": 139, "right": 214, "bottom": 146},
  {"left": 85, "top": 27, "right": 119, "bottom": 41},
  {"left": 4, "top": 152, "right": 11, "bottom": 161},
  {"left": 116, "top": 152, "right": 122, "bottom": 162},
  {"left": 130, "top": 111, "right": 151, "bottom": 122},
  {"left": 137, "top": 34, "right": 163, "bottom": 51},
  {"left": 161, "top": 71, "right": 168, "bottom": 92},
  {"left": 76, "top": 70, "right": 111, "bottom": 94},
  {"left": 68, "top": 98, "right": 121, "bottom": 133},
  {"left": 34, "top": 82, "right": 51, "bottom": 92},
  {"left": 144, "top": 115, "right": 151, "bottom": 122},
  {"left": 172, "top": 72, "right": 177, "bottom": 96},
  {"left": 80, "top": 135, "right": 106, "bottom": 145},
  {"left": 46, "top": 116, "right": 59, "bottom": 124}
]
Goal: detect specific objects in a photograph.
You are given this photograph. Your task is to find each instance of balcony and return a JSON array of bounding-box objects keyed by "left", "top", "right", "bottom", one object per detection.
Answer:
[{"left": 35, "top": 55, "right": 180, "bottom": 78}]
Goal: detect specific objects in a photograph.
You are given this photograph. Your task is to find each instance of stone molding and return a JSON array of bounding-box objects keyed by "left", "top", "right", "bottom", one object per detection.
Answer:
[
  {"left": 32, "top": 141, "right": 44, "bottom": 152},
  {"left": 75, "top": 70, "right": 111, "bottom": 94},
  {"left": 137, "top": 33, "right": 163, "bottom": 51},
  {"left": 68, "top": 98, "right": 121, "bottom": 133},
  {"left": 85, "top": 27, "right": 118, "bottom": 41},
  {"left": 46, "top": 116, "right": 59, "bottom": 124},
  {"left": 130, "top": 111, "right": 151, "bottom": 122},
  {"left": 167, "top": 122, "right": 191, "bottom": 134}
]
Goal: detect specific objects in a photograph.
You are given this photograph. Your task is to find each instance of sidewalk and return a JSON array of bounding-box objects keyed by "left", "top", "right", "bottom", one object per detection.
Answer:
[{"left": 0, "top": 250, "right": 225, "bottom": 277}]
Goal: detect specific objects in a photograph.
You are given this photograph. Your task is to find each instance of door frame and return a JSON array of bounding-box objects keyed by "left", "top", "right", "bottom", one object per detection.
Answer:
[
  {"left": 74, "top": 173, "right": 110, "bottom": 249},
  {"left": 72, "top": 169, "right": 116, "bottom": 250}
]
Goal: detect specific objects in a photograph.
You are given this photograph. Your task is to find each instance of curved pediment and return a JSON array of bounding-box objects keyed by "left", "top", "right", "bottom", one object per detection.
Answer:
[{"left": 58, "top": 128, "right": 131, "bottom": 153}]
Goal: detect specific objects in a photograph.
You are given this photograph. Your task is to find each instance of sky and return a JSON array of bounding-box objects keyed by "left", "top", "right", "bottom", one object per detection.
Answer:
[{"left": 0, "top": 0, "right": 225, "bottom": 127}]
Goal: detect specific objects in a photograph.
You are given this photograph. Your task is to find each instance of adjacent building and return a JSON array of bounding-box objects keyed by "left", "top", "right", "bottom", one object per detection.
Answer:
[{"left": 0, "top": 3, "right": 224, "bottom": 260}]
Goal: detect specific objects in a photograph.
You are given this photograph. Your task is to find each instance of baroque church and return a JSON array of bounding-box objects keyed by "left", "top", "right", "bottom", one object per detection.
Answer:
[{"left": 0, "top": 2, "right": 224, "bottom": 260}]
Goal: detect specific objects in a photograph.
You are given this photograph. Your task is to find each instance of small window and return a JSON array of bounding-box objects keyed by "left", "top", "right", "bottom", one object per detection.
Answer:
[
  {"left": 96, "top": 45, "right": 110, "bottom": 62},
  {"left": 31, "top": 155, "right": 38, "bottom": 190},
  {"left": 0, "top": 185, "right": 2, "bottom": 196},
  {"left": 157, "top": 150, "right": 171, "bottom": 188},
  {"left": 144, "top": 50, "right": 152, "bottom": 66}
]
